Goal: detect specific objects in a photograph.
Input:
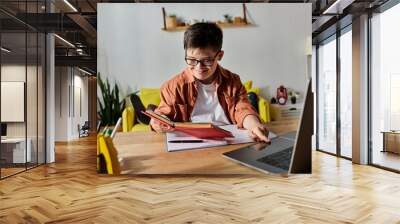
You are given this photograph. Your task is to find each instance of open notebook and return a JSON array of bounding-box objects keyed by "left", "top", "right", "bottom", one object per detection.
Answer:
[{"left": 166, "top": 124, "right": 276, "bottom": 152}]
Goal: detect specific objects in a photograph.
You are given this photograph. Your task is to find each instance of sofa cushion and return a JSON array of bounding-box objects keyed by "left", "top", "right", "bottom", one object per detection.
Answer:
[
  {"left": 122, "top": 106, "right": 135, "bottom": 132},
  {"left": 131, "top": 123, "right": 152, "bottom": 132},
  {"left": 140, "top": 88, "right": 161, "bottom": 108},
  {"left": 243, "top": 81, "right": 253, "bottom": 92}
]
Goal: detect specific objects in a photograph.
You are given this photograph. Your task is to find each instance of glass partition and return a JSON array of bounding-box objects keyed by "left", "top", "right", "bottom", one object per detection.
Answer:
[
  {"left": 1, "top": 31, "right": 28, "bottom": 177},
  {"left": 317, "top": 35, "right": 337, "bottom": 155},
  {"left": 0, "top": 1, "right": 46, "bottom": 179}
]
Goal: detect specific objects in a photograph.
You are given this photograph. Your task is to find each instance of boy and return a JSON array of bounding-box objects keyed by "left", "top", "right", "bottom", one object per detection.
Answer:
[{"left": 151, "top": 22, "right": 270, "bottom": 142}]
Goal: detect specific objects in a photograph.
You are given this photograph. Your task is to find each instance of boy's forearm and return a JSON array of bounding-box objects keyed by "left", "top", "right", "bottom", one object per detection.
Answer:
[
  {"left": 242, "top": 114, "right": 261, "bottom": 130},
  {"left": 234, "top": 84, "right": 259, "bottom": 128}
]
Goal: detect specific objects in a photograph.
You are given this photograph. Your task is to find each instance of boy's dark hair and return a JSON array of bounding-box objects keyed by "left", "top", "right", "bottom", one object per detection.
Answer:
[{"left": 184, "top": 22, "right": 223, "bottom": 52}]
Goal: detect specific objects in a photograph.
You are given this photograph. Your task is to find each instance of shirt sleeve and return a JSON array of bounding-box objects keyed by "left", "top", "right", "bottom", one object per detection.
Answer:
[
  {"left": 154, "top": 82, "right": 175, "bottom": 121},
  {"left": 233, "top": 76, "right": 260, "bottom": 128}
]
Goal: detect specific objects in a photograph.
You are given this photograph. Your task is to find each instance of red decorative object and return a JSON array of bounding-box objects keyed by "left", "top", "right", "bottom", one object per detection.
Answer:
[{"left": 276, "top": 85, "right": 288, "bottom": 105}]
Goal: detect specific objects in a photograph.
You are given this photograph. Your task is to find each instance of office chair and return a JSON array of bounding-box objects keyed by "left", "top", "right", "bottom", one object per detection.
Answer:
[{"left": 78, "top": 121, "right": 90, "bottom": 138}]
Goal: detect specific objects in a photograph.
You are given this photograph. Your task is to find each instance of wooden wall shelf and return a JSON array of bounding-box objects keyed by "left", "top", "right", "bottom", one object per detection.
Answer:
[
  {"left": 161, "top": 22, "right": 252, "bottom": 32},
  {"left": 161, "top": 3, "right": 250, "bottom": 32}
]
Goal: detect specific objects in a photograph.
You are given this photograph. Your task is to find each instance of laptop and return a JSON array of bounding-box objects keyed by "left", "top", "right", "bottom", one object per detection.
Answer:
[{"left": 223, "top": 79, "right": 313, "bottom": 175}]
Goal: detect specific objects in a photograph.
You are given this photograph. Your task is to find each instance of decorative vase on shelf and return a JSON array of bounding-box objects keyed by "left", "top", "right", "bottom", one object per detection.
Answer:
[
  {"left": 233, "top": 17, "right": 243, "bottom": 24},
  {"left": 276, "top": 85, "right": 288, "bottom": 105},
  {"left": 166, "top": 15, "right": 177, "bottom": 29}
]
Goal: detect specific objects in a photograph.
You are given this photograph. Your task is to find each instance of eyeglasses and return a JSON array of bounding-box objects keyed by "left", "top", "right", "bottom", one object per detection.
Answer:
[{"left": 185, "top": 51, "right": 220, "bottom": 67}]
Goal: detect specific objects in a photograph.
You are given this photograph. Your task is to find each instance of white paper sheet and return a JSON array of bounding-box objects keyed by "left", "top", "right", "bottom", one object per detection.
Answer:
[
  {"left": 166, "top": 125, "right": 276, "bottom": 152},
  {"left": 219, "top": 125, "right": 277, "bottom": 144},
  {"left": 166, "top": 131, "right": 227, "bottom": 152}
]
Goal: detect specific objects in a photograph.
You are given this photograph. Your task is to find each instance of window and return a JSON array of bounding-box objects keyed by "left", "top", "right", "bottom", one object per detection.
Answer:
[
  {"left": 316, "top": 25, "right": 353, "bottom": 159},
  {"left": 317, "top": 35, "right": 337, "bottom": 154},
  {"left": 370, "top": 2, "right": 400, "bottom": 171},
  {"left": 390, "top": 74, "right": 400, "bottom": 130},
  {"left": 339, "top": 28, "right": 352, "bottom": 158}
]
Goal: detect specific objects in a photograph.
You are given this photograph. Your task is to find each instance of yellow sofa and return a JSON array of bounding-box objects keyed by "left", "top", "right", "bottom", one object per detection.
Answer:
[
  {"left": 243, "top": 81, "right": 271, "bottom": 123},
  {"left": 122, "top": 88, "right": 161, "bottom": 132},
  {"left": 122, "top": 83, "right": 270, "bottom": 133}
]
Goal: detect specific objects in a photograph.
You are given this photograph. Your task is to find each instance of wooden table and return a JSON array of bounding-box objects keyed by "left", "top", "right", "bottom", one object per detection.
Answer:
[
  {"left": 381, "top": 131, "right": 400, "bottom": 154},
  {"left": 113, "top": 120, "right": 298, "bottom": 175}
]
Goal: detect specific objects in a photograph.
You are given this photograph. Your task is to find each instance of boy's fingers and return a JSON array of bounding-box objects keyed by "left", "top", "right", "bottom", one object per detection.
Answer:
[
  {"left": 151, "top": 120, "right": 163, "bottom": 133},
  {"left": 249, "top": 130, "right": 264, "bottom": 142},
  {"left": 162, "top": 124, "right": 171, "bottom": 131},
  {"left": 253, "top": 128, "right": 270, "bottom": 143},
  {"left": 248, "top": 130, "right": 258, "bottom": 140},
  {"left": 155, "top": 125, "right": 163, "bottom": 133},
  {"left": 262, "top": 127, "right": 270, "bottom": 138}
]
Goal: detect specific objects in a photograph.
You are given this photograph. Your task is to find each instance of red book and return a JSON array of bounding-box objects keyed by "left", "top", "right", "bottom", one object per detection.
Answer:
[{"left": 142, "top": 110, "right": 233, "bottom": 139}]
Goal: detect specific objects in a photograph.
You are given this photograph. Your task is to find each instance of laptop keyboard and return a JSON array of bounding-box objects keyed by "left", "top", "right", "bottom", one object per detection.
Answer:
[{"left": 256, "top": 147, "right": 293, "bottom": 170}]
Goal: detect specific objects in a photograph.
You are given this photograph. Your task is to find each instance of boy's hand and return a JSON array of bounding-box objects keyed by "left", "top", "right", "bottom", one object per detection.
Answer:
[
  {"left": 248, "top": 124, "right": 270, "bottom": 142},
  {"left": 150, "top": 116, "right": 174, "bottom": 133},
  {"left": 243, "top": 115, "right": 270, "bottom": 143}
]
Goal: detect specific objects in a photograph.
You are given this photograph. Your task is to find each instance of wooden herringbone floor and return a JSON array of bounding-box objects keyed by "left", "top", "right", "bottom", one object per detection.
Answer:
[{"left": 1, "top": 135, "right": 400, "bottom": 223}]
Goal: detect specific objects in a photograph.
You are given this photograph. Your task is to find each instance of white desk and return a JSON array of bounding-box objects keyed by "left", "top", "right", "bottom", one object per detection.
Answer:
[
  {"left": 1, "top": 138, "right": 32, "bottom": 163},
  {"left": 270, "top": 103, "right": 303, "bottom": 121}
]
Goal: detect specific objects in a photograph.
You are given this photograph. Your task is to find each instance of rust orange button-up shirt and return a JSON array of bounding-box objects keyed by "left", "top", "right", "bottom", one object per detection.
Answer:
[{"left": 155, "top": 65, "right": 259, "bottom": 128}]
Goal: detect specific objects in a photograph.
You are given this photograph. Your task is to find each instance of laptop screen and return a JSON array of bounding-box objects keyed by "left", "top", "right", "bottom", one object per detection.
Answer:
[{"left": 289, "top": 79, "right": 313, "bottom": 173}]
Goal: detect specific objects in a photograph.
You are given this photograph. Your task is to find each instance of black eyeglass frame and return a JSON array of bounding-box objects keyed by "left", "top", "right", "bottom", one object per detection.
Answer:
[{"left": 184, "top": 51, "right": 221, "bottom": 67}]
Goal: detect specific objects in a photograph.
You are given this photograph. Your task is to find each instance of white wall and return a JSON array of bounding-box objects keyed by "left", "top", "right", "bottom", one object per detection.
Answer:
[
  {"left": 98, "top": 3, "right": 312, "bottom": 100},
  {"left": 55, "top": 67, "right": 89, "bottom": 141},
  {"left": 55, "top": 67, "right": 68, "bottom": 141},
  {"left": 1, "top": 66, "right": 27, "bottom": 137},
  {"left": 1, "top": 65, "right": 40, "bottom": 137}
]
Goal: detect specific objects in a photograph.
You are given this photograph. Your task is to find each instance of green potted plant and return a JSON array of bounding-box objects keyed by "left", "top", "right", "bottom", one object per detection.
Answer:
[
  {"left": 97, "top": 73, "right": 123, "bottom": 126},
  {"left": 289, "top": 91, "right": 300, "bottom": 104},
  {"left": 223, "top": 14, "right": 233, "bottom": 23}
]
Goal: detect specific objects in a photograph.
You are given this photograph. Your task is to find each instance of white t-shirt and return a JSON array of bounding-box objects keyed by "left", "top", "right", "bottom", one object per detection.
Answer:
[{"left": 190, "top": 81, "right": 231, "bottom": 125}]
